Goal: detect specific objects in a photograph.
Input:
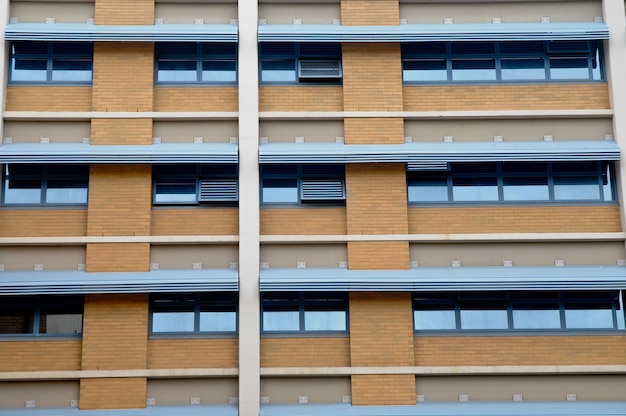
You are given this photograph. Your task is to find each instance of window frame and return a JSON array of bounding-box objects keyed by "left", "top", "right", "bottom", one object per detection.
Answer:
[{"left": 0, "top": 295, "right": 84, "bottom": 337}]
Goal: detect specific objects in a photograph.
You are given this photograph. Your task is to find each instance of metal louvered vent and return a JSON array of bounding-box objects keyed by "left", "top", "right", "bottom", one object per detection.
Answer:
[
  {"left": 407, "top": 162, "right": 449, "bottom": 171},
  {"left": 199, "top": 179, "right": 238, "bottom": 202},
  {"left": 301, "top": 179, "right": 345, "bottom": 200},
  {"left": 298, "top": 60, "right": 341, "bottom": 79}
]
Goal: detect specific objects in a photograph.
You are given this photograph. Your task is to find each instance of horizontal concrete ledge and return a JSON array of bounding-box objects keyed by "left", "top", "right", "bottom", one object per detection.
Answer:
[
  {"left": 3, "top": 112, "right": 239, "bottom": 120},
  {"left": 259, "top": 110, "right": 613, "bottom": 120},
  {"left": 0, "top": 368, "right": 239, "bottom": 381},
  {"left": 0, "top": 236, "right": 239, "bottom": 245}
]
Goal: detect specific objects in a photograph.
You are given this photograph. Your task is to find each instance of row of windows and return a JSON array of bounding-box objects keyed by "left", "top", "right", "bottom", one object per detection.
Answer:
[
  {"left": 3, "top": 291, "right": 623, "bottom": 336},
  {"left": 2, "top": 162, "right": 617, "bottom": 207},
  {"left": 9, "top": 40, "right": 604, "bottom": 85}
]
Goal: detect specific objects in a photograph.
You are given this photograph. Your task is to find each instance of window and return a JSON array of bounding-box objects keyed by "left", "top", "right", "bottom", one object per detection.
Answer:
[
  {"left": 262, "top": 292, "right": 348, "bottom": 333},
  {"left": 402, "top": 40, "right": 603, "bottom": 83},
  {"left": 261, "top": 164, "right": 345, "bottom": 204},
  {"left": 0, "top": 295, "right": 83, "bottom": 336},
  {"left": 9, "top": 41, "right": 93, "bottom": 83},
  {"left": 2, "top": 164, "right": 89, "bottom": 206},
  {"left": 260, "top": 43, "right": 342, "bottom": 84},
  {"left": 153, "top": 164, "right": 238, "bottom": 205},
  {"left": 407, "top": 161, "right": 615, "bottom": 204},
  {"left": 155, "top": 43, "right": 237, "bottom": 84},
  {"left": 413, "top": 291, "right": 625, "bottom": 332},
  {"left": 150, "top": 293, "right": 237, "bottom": 334}
]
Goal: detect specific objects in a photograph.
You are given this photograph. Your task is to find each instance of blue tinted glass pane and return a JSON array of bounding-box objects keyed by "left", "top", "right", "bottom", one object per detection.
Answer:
[
  {"left": 460, "top": 309, "right": 508, "bottom": 329},
  {"left": 452, "top": 178, "right": 498, "bottom": 201},
  {"left": 501, "top": 58, "right": 546, "bottom": 80},
  {"left": 549, "top": 58, "right": 590, "bottom": 80},
  {"left": 553, "top": 177, "right": 600, "bottom": 200},
  {"left": 261, "top": 60, "right": 296, "bottom": 82},
  {"left": 202, "top": 60, "right": 236, "bottom": 82},
  {"left": 450, "top": 42, "right": 495, "bottom": 55},
  {"left": 199, "top": 311, "right": 236, "bottom": 332},
  {"left": 591, "top": 48, "right": 601, "bottom": 80},
  {"left": 564, "top": 308, "right": 613, "bottom": 329},
  {"left": 452, "top": 59, "right": 496, "bottom": 81},
  {"left": 12, "top": 41, "right": 48, "bottom": 55},
  {"left": 500, "top": 41, "right": 545, "bottom": 54},
  {"left": 262, "top": 178, "right": 298, "bottom": 203},
  {"left": 51, "top": 43, "right": 92, "bottom": 55},
  {"left": 408, "top": 178, "right": 448, "bottom": 202},
  {"left": 512, "top": 308, "right": 561, "bottom": 329},
  {"left": 11, "top": 58, "right": 47, "bottom": 81},
  {"left": 403, "top": 59, "right": 447, "bottom": 81},
  {"left": 157, "top": 60, "right": 197, "bottom": 82},
  {"left": 602, "top": 164, "right": 615, "bottom": 201},
  {"left": 304, "top": 311, "right": 346, "bottom": 331},
  {"left": 263, "top": 311, "right": 299, "bottom": 331},
  {"left": 51, "top": 59, "right": 92, "bottom": 82},
  {"left": 4, "top": 179, "right": 41, "bottom": 204},
  {"left": 155, "top": 181, "right": 197, "bottom": 203},
  {"left": 502, "top": 177, "right": 549, "bottom": 201},
  {"left": 152, "top": 311, "right": 194, "bottom": 332},
  {"left": 46, "top": 180, "right": 88, "bottom": 204},
  {"left": 414, "top": 310, "right": 456, "bottom": 330}
]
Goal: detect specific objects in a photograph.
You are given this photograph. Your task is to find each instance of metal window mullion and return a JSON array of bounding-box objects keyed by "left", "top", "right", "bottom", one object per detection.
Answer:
[
  {"left": 196, "top": 43, "right": 203, "bottom": 83},
  {"left": 543, "top": 41, "right": 552, "bottom": 81},
  {"left": 33, "top": 296, "right": 42, "bottom": 335},
  {"left": 496, "top": 163, "right": 504, "bottom": 202},
  {"left": 558, "top": 292, "right": 567, "bottom": 329},
  {"left": 547, "top": 162, "right": 556, "bottom": 201},
  {"left": 454, "top": 303, "right": 461, "bottom": 330},
  {"left": 445, "top": 43, "right": 453, "bottom": 81},
  {"left": 494, "top": 42, "right": 503, "bottom": 81},
  {"left": 194, "top": 301, "right": 201, "bottom": 333},
  {"left": 299, "top": 293, "right": 306, "bottom": 332}
]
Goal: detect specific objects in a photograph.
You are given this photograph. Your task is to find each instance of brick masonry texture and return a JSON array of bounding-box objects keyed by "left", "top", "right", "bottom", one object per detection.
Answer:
[
  {"left": 79, "top": 377, "right": 147, "bottom": 410},
  {"left": 414, "top": 335, "right": 626, "bottom": 366},
  {"left": 95, "top": 0, "right": 154, "bottom": 25},
  {"left": 148, "top": 339, "right": 238, "bottom": 369},
  {"left": 0, "top": 210, "right": 87, "bottom": 237},
  {"left": 408, "top": 206, "right": 622, "bottom": 234},
  {"left": 260, "top": 86, "right": 343, "bottom": 112},
  {"left": 87, "top": 165, "right": 152, "bottom": 237},
  {"left": 348, "top": 241, "right": 409, "bottom": 270},
  {"left": 261, "top": 208, "right": 347, "bottom": 235},
  {"left": 86, "top": 243, "right": 150, "bottom": 272},
  {"left": 154, "top": 87, "right": 238, "bottom": 112},
  {"left": 351, "top": 374, "right": 416, "bottom": 405},
  {"left": 0, "top": 341, "right": 81, "bottom": 372},
  {"left": 261, "top": 338, "right": 350, "bottom": 367},
  {"left": 341, "top": 0, "right": 399, "bottom": 26},
  {"left": 81, "top": 294, "right": 148, "bottom": 371},
  {"left": 403, "top": 84, "right": 610, "bottom": 111},
  {"left": 344, "top": 118, "right": 405, "bottom": 145},
  {"left": 91, "top": 118, "right": 153, "bottom": 145},
  {"left": 5, "top": 86, "right": 92, "bottom": 112},
  {"left": 92, "top": 43, "right": 154, "bottom": 112},
  {"left": 152, "top": 208, "right": 239, "bottom": 236}
]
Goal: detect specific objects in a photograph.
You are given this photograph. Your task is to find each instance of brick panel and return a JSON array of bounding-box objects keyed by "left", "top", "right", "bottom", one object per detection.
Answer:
[
  {"left": 148, "top": 339, "right": 238, "bottom": 369},
  {"left": 152, "top": 208, "right": 239, "bottom": 236},
  {"left": 408, "top": 206, "right": 622, "bottom": 234},
  {"left": 403, "top": 84, "right": 610, "bottom": 111},
  {"left": 414, "top": 335, "right": 626, "bottom": 366},
  {"left": 344, "top": 117, "right": 404, "bottom": 145},
  {"left": 351, "top": 374, "right": 416, "bottom": 405},
  {"left": 342, "top": 44, "right": 403, "bottom": 112},
  {"left": 87, "top": 165, "right": 151, "bottom": 237},
  {"left": 347, "top": 241, "right": 409, "bottom": 270},
  {"left": 261, "top": 338, "right": 350, "bottom": 367},
  {"left": 341, "top": 0, "right": 399, "bottom": 26},
  {"left": 95, "top": 0, "right": 154, "bottom": 25},
  {"left": 261, "top": 208, "right": 347, "bottom": 235},
  {"left": 0, "top": 341, "right": 81, "bottom": 372},
  {"left": 6, "top": 86, "right": 92, "bottom": 112},
  {"left": 0, "top": 210, "right": 87, "bottom": 237},
  {"left": 81, "top": 294, "right": 148, "bottom": 370},
  {"left": 154, "top": 87, "right": 238, "bottom": 112},
  {"left": 350, "top": 292, "right": 414, "bottom": 366},
  {"left": 86, "top": 243, "right": 150, "bottom": 272},
  {"left": 92, "top": 43, "right": 154, "bottom": 112},
  {"left": 79, "top": 377, "right": 146, "bottom": 410},
  {"left": 259, "top": 86, "right": 343, "bottom": 112},
  {"left": 91, "top": 118, "right": 152, "bottom": 145}
]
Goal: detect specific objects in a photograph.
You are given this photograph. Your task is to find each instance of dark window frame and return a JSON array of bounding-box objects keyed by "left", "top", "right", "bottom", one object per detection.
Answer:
[
  {"left": 154, "top": 42, "right": 238, "bottom": 84},
  {"left": 0, "top": 295, "right": 84, "bottom": 337}
]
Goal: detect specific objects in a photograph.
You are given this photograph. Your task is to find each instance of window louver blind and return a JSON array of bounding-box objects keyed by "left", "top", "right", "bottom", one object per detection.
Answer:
[
  {"left": 199, "top": 179, "right": 238, "bottom": 202},
  {"left": 301, "top": 179, "right": 345, "bottom": 200}
]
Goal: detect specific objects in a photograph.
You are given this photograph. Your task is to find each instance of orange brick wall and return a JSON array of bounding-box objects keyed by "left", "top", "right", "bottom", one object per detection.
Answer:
[
  {"left": 0, "top": 341, "right": 82, "bottom": 371},
  {"left": 86, "top": 243, "right": 150, "bottom": 272},
  {"left": 5, "top": 86, "right": 92, "bottom": 112},
  {"left": 259, "top": 86, "right": 343, "bottom": 112},
  {"left": 154, "top": 88, "right": 238, "bottom": 112},
  {"left": 344, "top": 118, "right": 404, "bottom": 145},
  {"left": 87, "top": 165, "right": 152, "bottom": 236},
  {"left": 414, "top": 335, "right": 626, "bottom": 366},
  {"left": 347, "top": 241, "right": 409, "bottom": 270},
  {"left": 95, "top": 0, "right": 154, "bottom": 25},
  {"left": 0, "top": 210, "right": 87, "bottom": 237},
  {"left": 351, "top": 374, "right": 416, "bottom": 405},
  {"left": 408, "top": 206, "right": 622, "bottom": 234},
  {"left": 92, "top": 43, "right": 154, "bottom": 112},
  {"left": 148, "top": 339, "right": 238, "bottom": 369},
  {"left": 342, "top": 44, "right": 403, "bottom": 112},
  {"left": 152, "top": 208, "right": 239, "bottom": 236},
  {"left": 81, "top": 294, "right": 148, "bottom": 370},
  {"left": 341, "top": 0, "right": 399, "bottom": 26},
  {"left": 91, "top": 119, "right": 153, "bottom": 145},
  {"left": 403, "top": 84, "right": 610, "bottom": 111},
  {"left": 79, "top": 377, "right": 147, "bottom": 410},
  {"left": 261, "top": 338, "right": 351, "bottom": 367},
  {"left": 261, "top": 208, "right": 347, "bottom": 235}
]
